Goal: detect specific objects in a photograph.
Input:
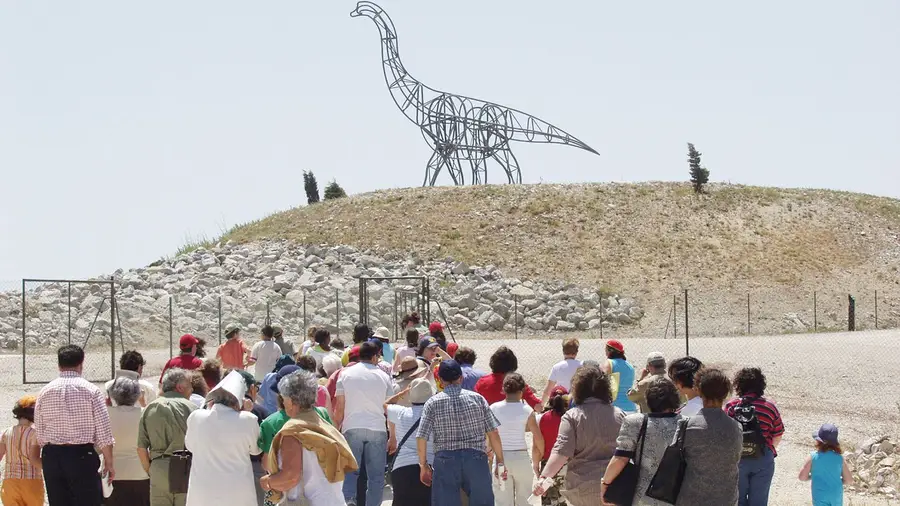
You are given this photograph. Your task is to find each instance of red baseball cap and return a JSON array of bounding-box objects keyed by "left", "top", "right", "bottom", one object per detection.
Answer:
[
  {"left": 179, "top": 334, "right": 199, "bottom": 348},
  {"left": 549, "top": 385, "right": 569, "bottom": 398},
  {"left": 428, "top": 321, "right": 443, "bottom": 334},
  {"left": 348, "top": 345, "right": 361, "bottom": 362},
  {"left": 446, "top": 342, "right": 459, "bottom": 358},
  {"left": 606, "top": 340, "right": 625, "bottom": 353}
]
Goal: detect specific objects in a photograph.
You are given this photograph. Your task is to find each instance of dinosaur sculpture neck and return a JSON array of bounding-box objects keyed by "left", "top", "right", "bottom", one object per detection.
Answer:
[{"left": 369, "top": 12, "right": 432, "bottom": 123}]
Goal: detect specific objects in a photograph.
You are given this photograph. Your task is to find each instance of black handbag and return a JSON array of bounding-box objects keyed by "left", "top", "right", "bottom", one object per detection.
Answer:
[
  {"left": 168, "top": 450, "right": 192, "bottom": 494},
  {"left": 646, "top": 418, "right": 688, "bottom": 504},
  {"left": 603, "top": 415, "right": 649, "bottom": 506}
]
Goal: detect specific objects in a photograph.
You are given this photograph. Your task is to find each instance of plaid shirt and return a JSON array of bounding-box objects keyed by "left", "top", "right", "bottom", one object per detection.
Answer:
[
  {"left": 35, "top": 371, "right": 114, "bottom": 448},
  {"left": 417, "top": 384, "right": 500, "bottom": 453}
]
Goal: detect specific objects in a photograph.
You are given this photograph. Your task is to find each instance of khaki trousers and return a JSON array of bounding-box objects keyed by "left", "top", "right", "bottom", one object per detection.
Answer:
[{"left": 150, "top": 458, "right": 187, "bottom": 506}]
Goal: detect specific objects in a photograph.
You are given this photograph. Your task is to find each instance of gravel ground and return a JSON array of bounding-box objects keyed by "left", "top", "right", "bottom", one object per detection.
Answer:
[{"left": 1, "top": 329, "right": 898, "bottom": 505}]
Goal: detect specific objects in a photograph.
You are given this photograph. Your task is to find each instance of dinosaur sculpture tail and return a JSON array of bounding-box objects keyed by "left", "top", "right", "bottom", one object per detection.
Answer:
[{"left": 501, "top": 108, "right": 599, "bottom": 155}]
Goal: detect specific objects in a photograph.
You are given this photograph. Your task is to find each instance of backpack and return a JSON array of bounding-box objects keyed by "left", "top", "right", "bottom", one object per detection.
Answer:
[{"left": 732, "top": 397, "right": 766, "bottom": 459}]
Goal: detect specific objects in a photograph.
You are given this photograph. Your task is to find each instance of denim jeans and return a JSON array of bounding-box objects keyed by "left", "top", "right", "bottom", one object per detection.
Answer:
[
  {"left": 432, "top": 449, "right": 494, "bottom": 506},
  {"left": 738, "top": 447, "right": 776, "bottom": 506},
  {"left": 342, "top": 428, "right": 388, "bottom": 506}
]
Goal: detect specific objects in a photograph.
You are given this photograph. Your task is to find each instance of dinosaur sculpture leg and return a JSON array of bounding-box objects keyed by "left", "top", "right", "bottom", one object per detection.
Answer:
[
  {"left": 445, "top": 156, "right": 465, "bottom": 186},
  {"left": 424, "top": 148, "right": 465, "bottom": 186},
  {"left": 491, "top": 147, "right": 522, "bottom": 184},
  {"left": 424, "top": 150, "right": 443, "bottom": 187},
  {"left": 468, "top": 156, "right": 488, "bottom": 185}
]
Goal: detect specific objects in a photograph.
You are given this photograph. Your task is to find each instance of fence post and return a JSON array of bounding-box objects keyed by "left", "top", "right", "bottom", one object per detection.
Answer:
[
  {"left": 303, "top": 292, "right": 308, "bottom": 332},
  {"left": 67, "top": 281, "right": 72, "bottom": 344},
  {"left": 684, "top": 289, "right": 690, "bottom": 356},
  {"left": 813, "top": 291, "right": 817, "bottom": 332},
  {"left": 875, "top": 290, "right": 878, "bottom": 329},
  {"left": 335, "top": 289, "right": 340, "bottom": 339},
  {"left": 110, "top": 281, "right": 116, "bottom": 381},
  {"left": 217, "top": 296, "right": 223, "bottom": 346},
  {"left": 21, "top": 279, "right": 26, "bottom": 384},
  {"left": 266, "top": 301, "right": 271, "bottom": 326},
  {"left": 514, "top": 294, "right": 519, "bottom": 340},
  {"left": 747, "top": 293, "right": 751, "bottom": 335},
  {"left": 169, "top": 296, "right": 174, "bottom": 359},
  {"left": 848, "top": 294, "right": 856, "bottom": 332}
]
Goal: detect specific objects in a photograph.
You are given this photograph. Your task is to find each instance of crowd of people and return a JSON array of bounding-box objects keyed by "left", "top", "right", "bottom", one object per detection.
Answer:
[{"left": 0, "top": 315, "right": 855, "bottom": 506}]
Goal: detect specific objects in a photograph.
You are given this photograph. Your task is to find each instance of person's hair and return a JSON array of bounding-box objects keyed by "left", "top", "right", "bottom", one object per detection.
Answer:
[
  {"left": 696, "top": 368, "right": 732, "bottom": 402},
  {"left": 733, "top": 367, "right": 766, "bottom": 397},
  {"left": 119, "top": 350, "right": 145, "bottom": 372},
  {"left": 58, "top": 344, "right": 85, "bottom": 369},
  {"left": 401, "top": 315, "right": 411, "bottom": 328},
  {"left": 570, "top": 366, "right": 613, "bottom": 405},
  {"left": 317, "top": 365, "right": 328, "bottom": 379},
  {"left": 12, "top": 397, "right": 36, "bottom": 422},
  {"left": 330, "top": 337, "right": 345, "bottom": 350},
  {"left": 207, "top": 389, "right": 241, "bottom": 410},
  {"left": 190, "top": 371, "right": 209, "bottom": 397},
  {"left": 668, "top": 356, "right": 703, "bottom": 389},
  {"left": 108, "top": 377, "right": 141, "bottom": 407},
  {"left": 295, "top": 355, "right": 318, "bottom": 373},
  {"left": 307, "top": 326, "right": 319, "bottom": 339},
  {"left": 547, "top": 392, "right": 570, "bottom": 416},
  {"left": 359, "top": 341, "right": 379, "bottom": 361},
  {"left": 194, "top": 337, "right": 207, "bottom": 358},
  {"left": 161, "top": 368, "right": 190, "bottom": 394},
  {"left": 455, "top": 346, "right": 477, "bottom": 366},
  {"left": 405, "top": 329, "right": 419, "bottom": 347},
  {"left": 278, "top": 369, "right": 319, "bottom": 409},
  {"left": 314, "top": 329, "right": 331, "bottom": 348},
  {"left": 646, "top": 378, "right": 681, "bottom": 413},
  {"left": 199, "top": 359, "right": 222, "bottom": 390},
  {"left": 606, "top": 345, "right": 626, "bottom": 361},
  {"left": 272, "top": 326, "right": 284, "bottom": 339},
  {"left": 409, "top": 312, "right": 421, "bottom": 325},
  {"left": 431, "top": 329, "right": 445, "bottom": 343},
  {"left": 261, "top": 325, "right": 275, "bottom": 339},
  {"left": 815, "top": 440, "right": 843, "bottom": 454},
  {"left": 352, "top": 323, "right": 371, "bottom": 344},
  {"left": 502, "top": 372, "right": 526, "bottom": 395},
  {"left": 562, "top": 338, "right": 580, "bottom": 356},
  {"left": 489, "top": 346, "right": 518, "bottom": 374}
]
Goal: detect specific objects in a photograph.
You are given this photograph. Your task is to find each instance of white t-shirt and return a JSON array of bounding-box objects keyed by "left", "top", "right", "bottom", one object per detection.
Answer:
[
  {"left": 336, "top": 363, "right": 394, "bottom": 432},
  {"left": 300, "top": 340, "right": 315, "bottom": 356},
  {"left": 387, "top": 405, "right": 434, "bottom": 470},
  {"left": 490, "top": 400, "right": 533, "bottom": 452},
  {"left": 679, "top": 396, "right": 703, "bottom": 417},
  {"left": 548, "top": 358, "right": 583, "bottom": 391},
  {"left": 104, "top": 371, "right": 158, "bottom": 407},
  {"left": 251, "top": 340, "right": 283, "bottom": 382},
  {"left": 107, "top": 405, "right": 149, "bottom": 481}
]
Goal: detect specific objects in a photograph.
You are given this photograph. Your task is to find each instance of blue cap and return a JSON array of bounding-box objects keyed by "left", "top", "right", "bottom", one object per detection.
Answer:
[
  {"left": 271, "top": 365, "right": 301, "bottom": 393},
  {"left": 418, "top": 336, "right": 439, "bottom": 349},
  {"left": 814, "top": 423, "right": 839, "bottom": 445},
  {"left": 438, "top": 359, "right": 463, "bottom": 383},
  {"left": 273, "top": 354, "right": 295, "bottom": 374}
]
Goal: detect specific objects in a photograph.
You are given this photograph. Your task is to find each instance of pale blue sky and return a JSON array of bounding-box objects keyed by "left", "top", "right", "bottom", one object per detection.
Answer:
[{"left": 1, "top": 1, "right": 898, "bottom": 282}]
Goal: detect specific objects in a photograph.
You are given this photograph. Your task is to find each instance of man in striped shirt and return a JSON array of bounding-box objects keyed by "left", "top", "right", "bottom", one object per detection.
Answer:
[
  {"left": 35, "top": 344, "right": 115, "bottom": 505},
  {"left": 725, "top": 367, "right": 785, "bottom": 506}
]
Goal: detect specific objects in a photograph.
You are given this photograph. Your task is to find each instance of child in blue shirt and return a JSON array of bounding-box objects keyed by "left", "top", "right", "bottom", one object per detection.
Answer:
[{"left": 799, "top": 423, "right": 853, "bottom": 506}]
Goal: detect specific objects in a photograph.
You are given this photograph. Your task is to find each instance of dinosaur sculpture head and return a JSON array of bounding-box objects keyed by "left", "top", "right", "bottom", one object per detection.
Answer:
[{"left": 350, "top": 1, "right": 382, "bottom": 20}]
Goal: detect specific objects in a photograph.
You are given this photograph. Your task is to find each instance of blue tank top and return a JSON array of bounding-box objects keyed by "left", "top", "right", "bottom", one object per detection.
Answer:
[
  {"left": 609, "top": 358, "right": 637, "bottom": 412},
  {"left": 811, "top": 450, "right": 844, "bottom": 505}
]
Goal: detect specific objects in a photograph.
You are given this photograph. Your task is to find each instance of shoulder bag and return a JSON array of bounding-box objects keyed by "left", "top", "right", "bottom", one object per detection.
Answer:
[
  {"left": 385, "top": 416, "right": 422, "bottom": 488},
  {"left": 645, "top": 418, "right": 688, "bottom": 504},
  {"left": 603, "top": 415, "right": 649, "bottom": 506},
  {"left": 168, "top": 450, "right": 193, "bottom": 494}
]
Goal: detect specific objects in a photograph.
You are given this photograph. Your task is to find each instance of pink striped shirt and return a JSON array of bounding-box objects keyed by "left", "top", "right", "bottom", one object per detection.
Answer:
[
  {"left": 35, "top": 371, "right": 115, "bottom": 448},
  {"left": 1, "top": 424, "right": 42, "bottom": 479}
]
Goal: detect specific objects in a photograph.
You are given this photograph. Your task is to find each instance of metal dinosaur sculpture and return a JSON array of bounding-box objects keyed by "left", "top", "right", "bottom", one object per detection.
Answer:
[{"left": 351, "top": 1, "right": 599, "bottom": 186}]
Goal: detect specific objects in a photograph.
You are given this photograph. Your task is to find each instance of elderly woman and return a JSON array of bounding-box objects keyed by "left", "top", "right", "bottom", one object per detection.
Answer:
[
  {"left": 185, "top": 371, "right": 262, "bottom": 506},
  {"left": 677, "top": 368, "right": 742, "bottom": 506},
  {"left": 533, "top": 366, "right": 625, "bottom": 506},
  {"left": 105, "top": 377, "right": 150, "bottom": 506},
  {"left": 600, "top": 378, "right": 682, "bottom": 506},
  {"left": 260, "top": 370, "right": 357, "bottom": 506}
]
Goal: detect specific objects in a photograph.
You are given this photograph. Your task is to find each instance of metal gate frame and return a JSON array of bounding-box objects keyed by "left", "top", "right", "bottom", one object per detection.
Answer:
[
  {"left": 21, "top": 278, "right": 117, "bottom": 384},
  {"left": 358, "top": 276, "right": 430, "bottom": 341}
]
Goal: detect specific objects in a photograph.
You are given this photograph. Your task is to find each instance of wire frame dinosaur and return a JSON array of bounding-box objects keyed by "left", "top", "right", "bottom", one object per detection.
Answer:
[{"left": 351, "top": 1, "right": 599, "bottom": 186}]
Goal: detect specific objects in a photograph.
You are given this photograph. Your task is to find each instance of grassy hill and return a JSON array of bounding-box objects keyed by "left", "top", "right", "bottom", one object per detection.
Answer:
[{"left": 212, "top": 182, "right": 900, "bottom": 334}]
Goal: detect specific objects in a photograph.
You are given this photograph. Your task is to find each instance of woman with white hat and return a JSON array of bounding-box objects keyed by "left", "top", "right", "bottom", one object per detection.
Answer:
[
  {"left": 384, "top": 377, "right": 436, "bottom": 506},
  {"left": 184, "top": 371, "right": 262, "bottom": 506}
]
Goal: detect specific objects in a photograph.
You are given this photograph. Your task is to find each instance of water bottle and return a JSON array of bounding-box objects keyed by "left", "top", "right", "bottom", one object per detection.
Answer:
[{"left": 497, "top": 463, "right": 507, "bottom": 491}]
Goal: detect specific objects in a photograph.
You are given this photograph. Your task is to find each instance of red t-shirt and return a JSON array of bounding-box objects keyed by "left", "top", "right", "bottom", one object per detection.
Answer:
[
  {"left": 160, "top": 354, "right": 202, "bottom": 381},
  {"left": 538, "top": 410, "right": 563, "bottom": 460},
  {"left": 474, "top": 372, "right": 542, "bottom": 409}
]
